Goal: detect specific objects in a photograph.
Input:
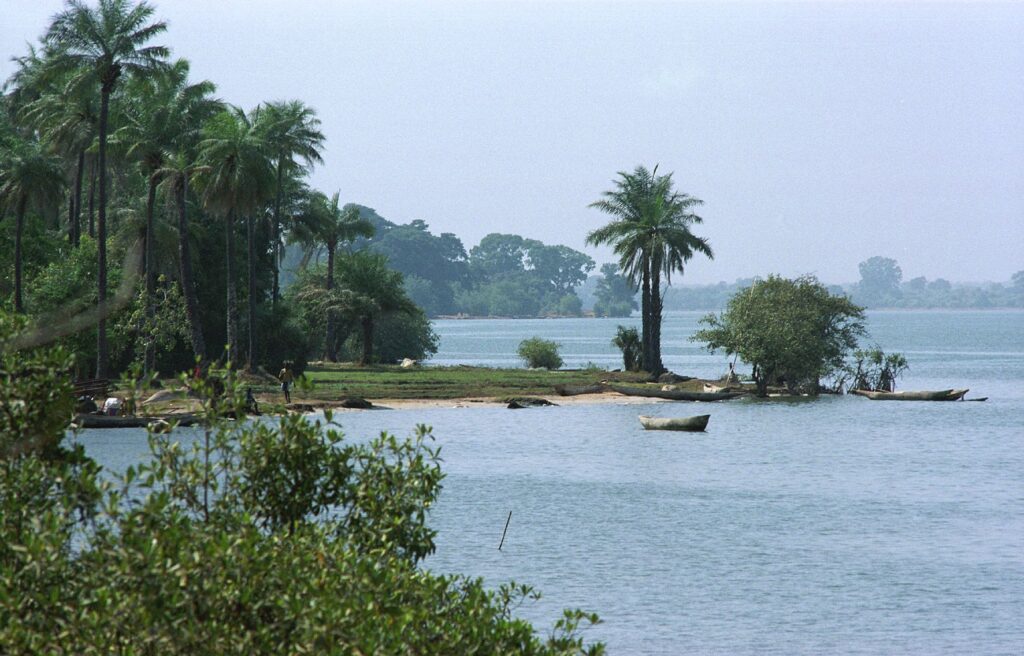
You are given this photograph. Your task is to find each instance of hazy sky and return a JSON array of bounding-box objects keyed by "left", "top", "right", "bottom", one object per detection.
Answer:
[{"left": 4, "top": 1, "right": 1022, "bottom": 284}]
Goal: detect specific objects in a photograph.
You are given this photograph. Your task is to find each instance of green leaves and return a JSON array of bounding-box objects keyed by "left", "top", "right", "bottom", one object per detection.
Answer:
[{"left": 693, "top": 275, "right": 866, "bottom": 396}]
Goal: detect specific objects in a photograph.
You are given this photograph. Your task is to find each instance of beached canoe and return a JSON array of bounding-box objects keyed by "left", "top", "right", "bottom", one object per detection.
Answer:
[
  {"left": 73, "top": 413, "right": 200, "bottom": 429},
  {"left": 610, "top": 384, "right": 745, "bottom": 402},
  {"left": 850, "top": 389, "right": 968, "bottom": 401},
  {"left": 638, "top": 414, "right": 710, "bottom": 432},
  {"left": 553, "top": 383, "right": 607, "bottom": 396}
]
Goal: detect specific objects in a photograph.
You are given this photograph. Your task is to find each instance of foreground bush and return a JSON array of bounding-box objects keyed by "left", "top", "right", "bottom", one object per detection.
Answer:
[
  {"left": 518, "top": 337, "right": 563, "bottom": 369},
  {"left": 0, "top": 315, "right": 602, "bottom": 654}
]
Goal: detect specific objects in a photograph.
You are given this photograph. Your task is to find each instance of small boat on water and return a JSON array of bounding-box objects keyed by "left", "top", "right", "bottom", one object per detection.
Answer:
[
  {"left": 610, "top": 384, "right": 745, "bottom": 402},
  {"left": 850, "top": 389, "right": 968, "bottom": 401},
  {"left": 73, "top": 413, "right": 201, "bottom": 429},
  {"left": 638, "top": 414, "right": 710, "bottom": 432}
]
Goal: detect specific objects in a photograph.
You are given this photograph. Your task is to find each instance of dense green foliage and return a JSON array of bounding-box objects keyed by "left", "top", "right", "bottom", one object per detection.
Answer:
[
  {"left": 693, "top": 275, "right": 866, "bottom": 396},
  {"left": 517, "top": 337, "right": 564, "bottom": 370},
  {"left": 0, "top": 314, "right": 603, "bottom": 654},
  {"left": 592, "top": 263, "right": 638, "bottom": 317}
]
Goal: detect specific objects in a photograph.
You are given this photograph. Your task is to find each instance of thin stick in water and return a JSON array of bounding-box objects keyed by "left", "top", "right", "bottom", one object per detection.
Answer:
[{"left": 498, "top": 510, "right": 512, "bottom": 550}]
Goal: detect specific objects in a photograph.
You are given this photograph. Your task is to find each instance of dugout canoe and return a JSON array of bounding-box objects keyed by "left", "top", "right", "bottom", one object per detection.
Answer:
[
  {"left": 610, "top": 384, "right": 745, "bottom": 402},
  {"left": 553, "top": 383, "right": 607, "bottom": 396},
  {"left": 638, "top": 414, "right": 711, "bottom": 432},
  {"left": 850, "top": 389, "right": 968, "bottom": 401},
  {"left": 73, "top": 413, "right": 200, "bottom": 429}
]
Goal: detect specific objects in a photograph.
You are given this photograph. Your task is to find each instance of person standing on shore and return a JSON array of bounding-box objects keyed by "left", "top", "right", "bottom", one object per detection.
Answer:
[{"left": 278, "top": 363, "right": 294, "bottom": 404}]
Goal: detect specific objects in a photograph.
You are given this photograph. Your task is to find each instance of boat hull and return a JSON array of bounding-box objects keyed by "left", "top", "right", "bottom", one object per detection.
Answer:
[
  {"left": 850, "top": 389, "right": 968, "bottom": 401},
  {"left": 610, "top": 384, "right": 744, "bottom": 401},
  {"left": 638, "top": 414, "right": 711, "bottom": 431}
]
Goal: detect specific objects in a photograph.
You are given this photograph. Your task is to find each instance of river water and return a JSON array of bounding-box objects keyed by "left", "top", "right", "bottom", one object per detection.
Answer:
[{"left": 77, "top": 311, "right": 1024, "bottom": 654}]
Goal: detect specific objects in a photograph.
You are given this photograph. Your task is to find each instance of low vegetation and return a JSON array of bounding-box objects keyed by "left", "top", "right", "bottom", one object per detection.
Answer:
[
  {"left": 517, "top": 337, "right": 564, "bottom": 370},
  {"left": 0, "top": 315, "right": 604, "bottom": 654}
]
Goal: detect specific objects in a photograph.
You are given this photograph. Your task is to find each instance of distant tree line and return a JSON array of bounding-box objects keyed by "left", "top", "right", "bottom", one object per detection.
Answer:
[
  {"left": 651, "top": 257, "right": 1024, "bottom": 311},
  {"left": 283, "top": 212, "right": 601, "bottom": 318}
]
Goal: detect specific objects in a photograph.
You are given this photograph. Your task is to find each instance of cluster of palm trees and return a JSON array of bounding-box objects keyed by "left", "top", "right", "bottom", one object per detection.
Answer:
[
  {"left": 587, "top": 165, "right": 713, "bottom": 375},
  {"left": 1, "top": 0, "right": 395, "bottom": 377}
]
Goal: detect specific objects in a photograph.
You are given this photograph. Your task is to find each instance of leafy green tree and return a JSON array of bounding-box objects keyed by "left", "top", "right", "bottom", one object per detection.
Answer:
[
  {"left": 256, "top": 100, "right": 325, "bottom": 306},
  {"left": 518, "top": 336, "right": 563, "bottom": 369},
  {"left": 44, "top": 0, "right": 170, "bottom": 378},
  {"left": 196, "top": 108, "right": 275, "bottom": 368},
  {"left": 527, "top": 243, "right": 595, "bottom": 294},
  {"left": 693, "top": 275, "right": 866, "bottom": 397},
  {"left": 593, "top": 263, "right": 638, "bottom": 317},
  {"left": 0, "top": 137, "right": 65, "bottom": 313},
  {"left": 588, "top": 165, "right": 712, "bottom": 373},
  {"left": 856, "top": 256, "right": 903, "bottom": 307}
]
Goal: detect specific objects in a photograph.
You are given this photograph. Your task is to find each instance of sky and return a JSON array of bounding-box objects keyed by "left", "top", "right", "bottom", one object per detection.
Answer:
[{"left": 3, "top": 0, "right": 1022, "bottom": 285}]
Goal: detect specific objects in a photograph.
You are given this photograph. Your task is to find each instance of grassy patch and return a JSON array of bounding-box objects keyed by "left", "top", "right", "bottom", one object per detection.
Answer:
[{"left": 259, "top": 364, "right": 652, "bottom": 400}]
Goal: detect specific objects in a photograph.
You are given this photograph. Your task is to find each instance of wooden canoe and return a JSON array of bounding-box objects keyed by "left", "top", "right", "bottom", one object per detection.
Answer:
[
  {"left": 553, "top": 383, "right": 607, "bottom": 396},
  {"left": 638, "top": 414, "right": 710, "bottom": 432},
  {"left": 610, "top": 384, "right": 745, "bottom": 402},
  {"left": 73, "top": 413, "right": 200, "bottom": 429},
  {"left": 850, "top": 389, "right": 968, "bottom": 401}
]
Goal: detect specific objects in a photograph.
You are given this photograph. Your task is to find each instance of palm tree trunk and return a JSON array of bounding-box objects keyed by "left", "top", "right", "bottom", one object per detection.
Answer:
[
  {"left": 246, "top": 213, "right": 257, "bottom": 372},
  {"left": 72, "top": 149, "right": 84, "bottom": 247},
  {"left": 360, "top": 316, "right": 374, "bottom": 365},
  {"left": 650, "top": 265, "right": 665, "bottom": 375},
  {"left": 325, "top": 240, "right": 337, "bottom": 361},
  {"left": 176, "top": 175, "right": 206, "bottom": 362},
  {"left": 271, "top": 157, "right": 284, "bottom": 306},
  {"left": 87, "top": 157, "right": 96, "bottom": 239},
  {"left": 143, "top": 175, "right": 157, "bottom": 375},
  {"left": 640, "top": 263, "right": 651, "bottom": 373},
  {"left": 225, "top": 208, "right": 237, "bottom": 365},
  {"left": 96, "top": 88, "right": 110, "bottom": 379},
  {"left": 14, "top": 197, "right": 27, "bottom": 314}
]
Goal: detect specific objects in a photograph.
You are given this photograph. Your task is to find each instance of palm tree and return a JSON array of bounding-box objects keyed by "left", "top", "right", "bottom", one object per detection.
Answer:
[
  {"left": 291, "top": 190, "right": 374, "bottom": 360},
  {"left": 116, "top": 59, "right": 220, "bottom": 373},
  {"left": 334, "top": 252, "right": 417, "bottom": 366},
  {"left": 587, "top": 165, "right": 712, "bottom": 374},
  {"left": 156, "top": 153, "right": 208, "bottom": 362},
  {"left": 196, "top": 108, "right": 274, "bottom": 369},
  {"left": 0, "top": 138, "right": 65, "bottom": 313},
  {"left": 44, "top": 0, "right": 169, "bottom": 378},
  {"left": 255, "top": 100, "right": 325, "bottom": 306},
  {"left": 19, "top": 69, "right": 99, "bottom": 248}
]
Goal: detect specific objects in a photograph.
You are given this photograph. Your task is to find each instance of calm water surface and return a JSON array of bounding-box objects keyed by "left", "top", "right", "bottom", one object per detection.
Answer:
[{"left": 80, "top": 311, "right": 1024, "bottom": 654}]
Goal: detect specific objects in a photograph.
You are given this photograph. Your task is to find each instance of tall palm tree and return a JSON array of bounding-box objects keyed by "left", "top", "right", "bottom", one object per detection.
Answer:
[
  {"left": 255, "top": 100, "right": 325, "bottom": 306},
  {"left": 156, "top": 153, "right": 208, "bottom": 362},
  {"left": 196, "top": 108, "right": 274, "bottom": 369},
  {"left": 291, "top": 190, "right": 374, "bottom": 360},
  {"left": 19, "top": 70, "right": 99, "bottom": 248},
  {"left": 587, "top": 165, "right": 712, "bottom": 374},
  {"left": 116, "top": 58, "right": 221, "bottom": 373},
  {"left": 44, "top": 0, "right": 169, "bottom": 378},
  {"left": 0, "top": 138, "right": 65, "bottom": 314}
]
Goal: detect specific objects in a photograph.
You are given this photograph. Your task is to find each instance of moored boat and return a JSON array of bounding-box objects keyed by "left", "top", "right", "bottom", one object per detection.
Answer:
[
  {"left": 850, "top": 389, "right": 968, "bottom": 401},
  {"left": 638, "top": 414, "right": 710, "bottom": 432},
  {"left": 610, "top": 384, "right": 745, "bottom": 401},
  {"left": 73, "top": 413, "right": 200, "bottom": 429}
]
